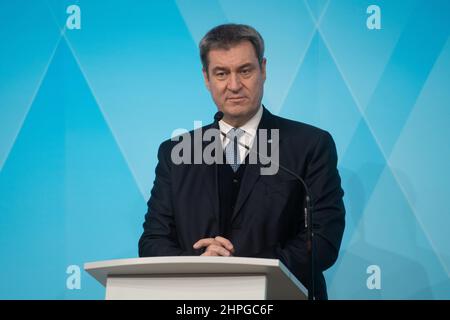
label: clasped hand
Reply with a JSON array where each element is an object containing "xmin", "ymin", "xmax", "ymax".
[{"xmin": 193, "ymin": 236, "xmax": 235, "ymax": 256}]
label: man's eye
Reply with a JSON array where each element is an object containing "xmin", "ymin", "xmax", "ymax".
[
  {"xmin": 241, "ymin": 69, "xmax": 251, "ymax": 75},
  {"xmin": 216, "ymin": 72, "xmax": 226, "ymax": 78}
]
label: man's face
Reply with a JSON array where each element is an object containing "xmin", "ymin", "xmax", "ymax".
[{"xmin": 203, "ymin": 41, "xmax": 266, "ymax": 127}]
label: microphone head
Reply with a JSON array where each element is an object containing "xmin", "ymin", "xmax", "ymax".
[{"xmin": 214, "ymin": 111, "xmax": 224, "ymax": 122}]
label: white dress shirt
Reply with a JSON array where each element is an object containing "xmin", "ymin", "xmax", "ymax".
[{"xmin": 218, "ymin": 105, "xmax": 263, "ymax": 164}]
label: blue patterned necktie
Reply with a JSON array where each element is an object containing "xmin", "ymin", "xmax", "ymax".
[{"xmin": 225, "ymin": 128, "xmax": 245, "ymax": 172}]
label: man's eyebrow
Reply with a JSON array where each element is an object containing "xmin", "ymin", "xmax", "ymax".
[
  {"xmin": 211, "ymin": 63, "xmax": 256, "ymax": 73},
  {"xmin": 237, "ymin": 63, "xmax": 254, "ymax": 69},
  {"xmin": 211, "ymin": 66, "xmax": 229, "ymax": 72}
]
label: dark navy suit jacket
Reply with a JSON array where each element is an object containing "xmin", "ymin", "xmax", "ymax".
[{"xmin": 139, "ymin": 107, "xmax": 345, "ymax": 299}]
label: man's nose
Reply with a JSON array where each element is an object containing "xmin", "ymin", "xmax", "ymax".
[{"xmin": 227, "ymin": 73, "xmax": 242, "ymax": 92}]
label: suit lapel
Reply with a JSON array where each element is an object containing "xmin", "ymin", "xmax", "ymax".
[
  {"xmin": 232, "ymin": 148, "xmax": 263, "ymax": 220},
  {"xmin": 201, "ymin": 122, "xmax": 222, "ymax": 224},
  {"xmin": 231, "ymin": 106, "xmax": 279, "ymax": 221}
]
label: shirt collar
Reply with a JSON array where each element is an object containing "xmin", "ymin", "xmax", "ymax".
[{"xmin": 218, "ymin": 105, "xmax": 263, "ymax": 139}]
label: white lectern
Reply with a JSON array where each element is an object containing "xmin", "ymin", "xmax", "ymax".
[{"xmin": 85, "ymin": 257, "xmax": 307, "ymax": 300}]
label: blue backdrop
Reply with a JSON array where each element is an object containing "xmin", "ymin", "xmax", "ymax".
[{"xmin": 0, "ymin": 0, "xmax": 449, "ymax": 299}]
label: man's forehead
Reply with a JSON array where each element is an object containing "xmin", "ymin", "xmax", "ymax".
[{"xmin": 208, "ymin": 42, "xmax": 258, "ymax": 68}]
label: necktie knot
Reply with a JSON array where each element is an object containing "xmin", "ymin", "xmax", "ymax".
[{"xmin": 226, "ymin": 127, "xmax": 245, "ymax": 140}]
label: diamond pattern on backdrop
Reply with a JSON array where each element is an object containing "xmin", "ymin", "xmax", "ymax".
[{"xmin": 0, "ymin": 0, "xmax": 449, "ymax": 299}]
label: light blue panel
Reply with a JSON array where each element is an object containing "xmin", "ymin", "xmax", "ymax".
[
  {"xmin": 328, "ymin": 241, "xmax": 442, "ymax": 299},
  {"xmin": 305, "ymin": 0, "xmax": 330, "ymax": 21},
  {"xmin": 280, "ymin": 33, "xmax": 362, "ymax": 158},
  {"xmin": 175, "ymin": 0, "xmax": 228, "ymax": 44},
  {"xmin": 362, "ymin": 167, "xmax": 450, "ymax": 298},
  {"xmin": 279, "ymin": 32, "xmax": 321, "ymax": 127},
  {"xmin": 0, "ymin": 36, "xmax": 67, "ymax": 299},
  {"xmin": 389, "ymin": 38, "xmax": 450, "ymax": 279},
  {"xmin": 341, "ymin": 119, "xmax": 387, "ymax": 211},
  {"xmin": 59, "ymin": 37, "xmax": 144, "ymax": 300},
  {"xmin": 365, "ymin": 1, "xmax": 450, "ymax": 157},
  {"xmin": 45, "ymin": 0, "xmax": 80, "ymax": 30},
  {"xmin": 60, "ymin": 0, "xmax": 214, "ymax": 197},
  {"xmin": 332, "ymin": 122, "xmax": 388, "ymax": 284},
  {"xmin": 218, "ymin": 0, "xmax": 316, "ymax": 114},
  {"xmin": 0, "ymin": 34, "xmax": 144, "ymax": 299},
  {"xmin": 0, "ymin": 1, "xmax": 61, "ymax": 171},
  {"xmin": 324, "ymin": 164, "xmax": 370, "ymax": 293},
  {"xmin": 327, "ymin": 167, "xmax": 449, "ymax": 299},
  {"xmin": 320, "ymin": 0, "xmax": 419, "ymax": 109}
]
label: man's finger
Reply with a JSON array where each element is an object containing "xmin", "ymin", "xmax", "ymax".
[
  {"xmin": 205, "ymin": 244, "xmax": 231, "ymax": 256},
  {"xmin": 193, "ymin": 238, "xmax": 215, "ymax": 249},
  {"xmin": 201, "ymin": 250, "xmax": 218, "ymax": 256},
  {"xmin": 214, "ymin": 236, "xmax": 235, "ymax": 253}
]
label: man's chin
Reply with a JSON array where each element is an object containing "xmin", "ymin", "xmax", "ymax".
[
  {"xmin": 223, "ymin": 102, "xmax": 249, "ymax": 114},
  {"xmin": 224, "ymin": 108, "xmax": 247, "ymax": 119}
]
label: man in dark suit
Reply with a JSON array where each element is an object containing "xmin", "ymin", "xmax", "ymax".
[{"xmin": 138, "ymin": 24, "xmax": 345, "ymax": 299}]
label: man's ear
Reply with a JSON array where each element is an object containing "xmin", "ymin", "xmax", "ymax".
[
  {"xmin": 202, "ymin": 68, "xmax": 211, "ymax": 91},
  {"xmin": 261, "ymin": 58, "xmax": 267, "ymax": 82}
]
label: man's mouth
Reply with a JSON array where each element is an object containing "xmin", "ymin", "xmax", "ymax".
[{"xmin": 227, "ymin": 96, "xmax": 247, "ymax": 102}]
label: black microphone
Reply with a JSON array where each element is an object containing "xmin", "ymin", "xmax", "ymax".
[
  {"xmin": 258, "ymin": 147, "xmax": 315, "ymax": 300},
  {"xmin": 214, "ymin": 111, "xmax": 224, "ymax": 123},
  {"xmin": 265, "ymin": 159, "xmax": 315, "ymax": 301},
  {"xmin": 212, "ymin": 111, "xmax": 316, "ymax": 300}
]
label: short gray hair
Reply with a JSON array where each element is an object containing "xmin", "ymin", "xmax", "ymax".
[{"xmin": 199, "ymin": 24, "xmax": 265, "ymax": 72}]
